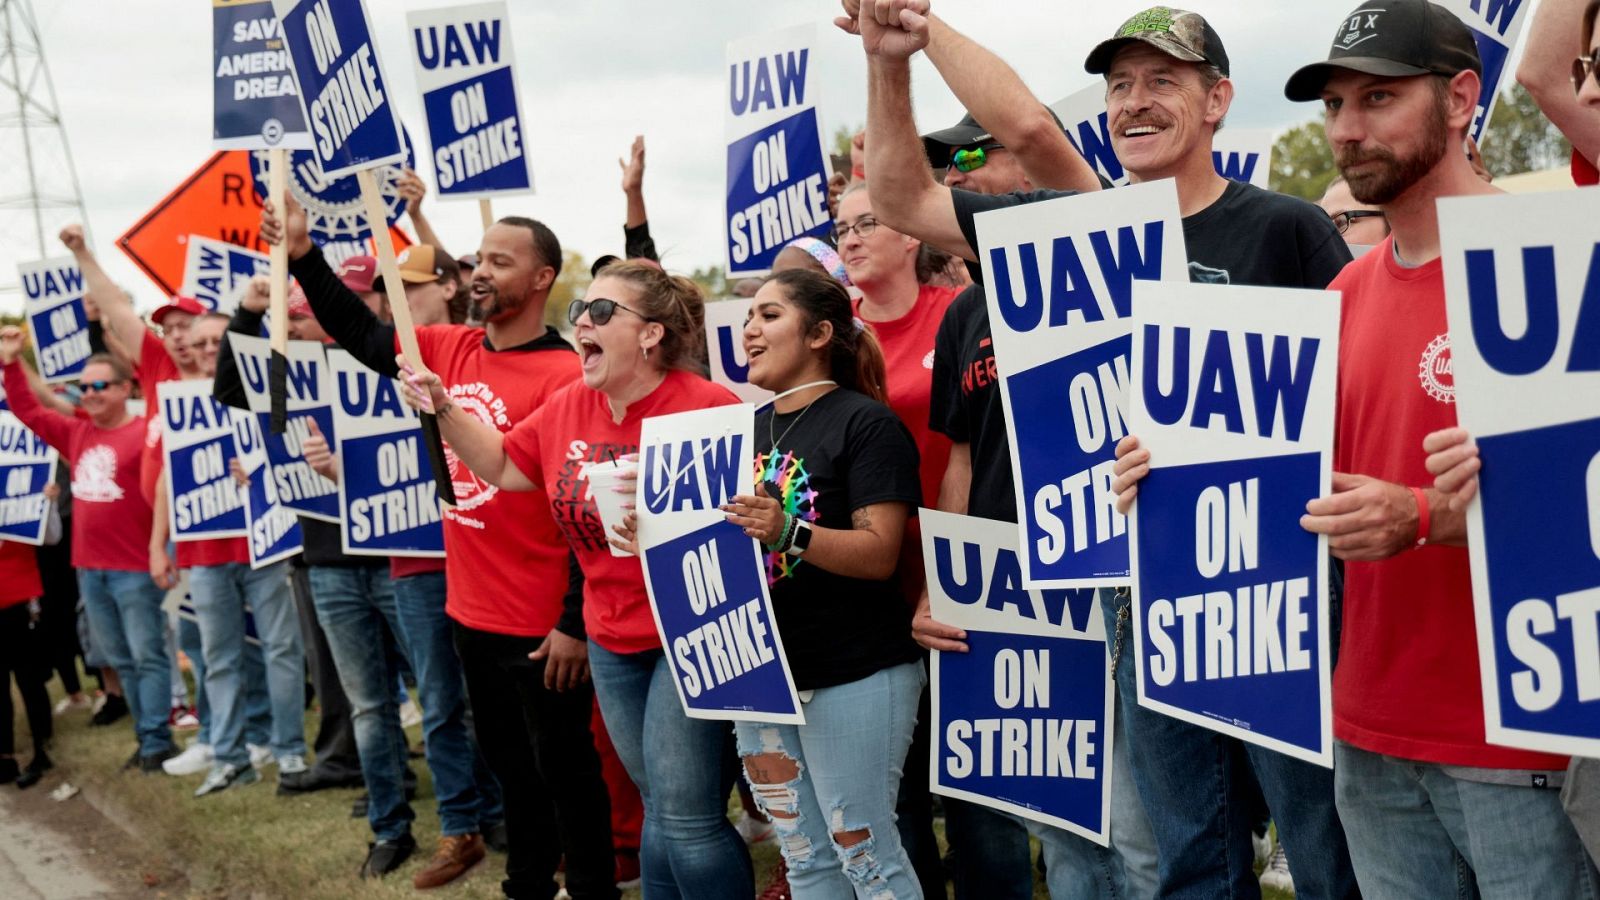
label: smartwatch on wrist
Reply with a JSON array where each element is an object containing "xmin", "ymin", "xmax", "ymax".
[{"xmin": 786, "ymin": 520, "xmax": 813, "ymax": 556}]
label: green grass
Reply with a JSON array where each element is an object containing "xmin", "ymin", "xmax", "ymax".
[{"xmin": 15, "ymin": 671, "xmax": 1292, "ymax": 899}]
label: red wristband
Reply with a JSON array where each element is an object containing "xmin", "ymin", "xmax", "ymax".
[{"xmin": 1409, "ymin": 486, "xmax": 1430, "ymax": 548}]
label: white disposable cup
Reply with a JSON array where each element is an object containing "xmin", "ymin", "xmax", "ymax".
[{"xmin": 583, "ymin": 459, "xmax": 637, "ymax": 557}]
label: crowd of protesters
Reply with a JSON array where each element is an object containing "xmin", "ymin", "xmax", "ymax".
[{"xmin": 4, "ymin": 1, "xmax": 1600, "ymax": 898}]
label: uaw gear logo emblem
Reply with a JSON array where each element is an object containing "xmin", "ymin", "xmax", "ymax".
[
  {"xmin": 1337, "ymin": 10, "xmax": 1384, "ymax": 50},
  {"xmin": 1418, "ymin": 333, "xmax": 1455, "ymax": 404},
  {"xmin": 249, "ymin": 125, "xmax": 414, "ymax": 258}
]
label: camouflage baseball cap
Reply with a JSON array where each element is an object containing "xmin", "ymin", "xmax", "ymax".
[{"xmin": 1084, "ymin": 7, "xmax": 1230, "ymax": 77}]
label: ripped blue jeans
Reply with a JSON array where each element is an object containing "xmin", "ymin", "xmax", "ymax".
[{"xmin": 735, "ymin": 661, "xmax": 925, "ymax": 900}]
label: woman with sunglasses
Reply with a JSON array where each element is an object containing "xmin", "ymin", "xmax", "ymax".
[
  {"xmin": 402, "ymin": 261, "xmax": 752, "ymax": 900},
  {"xmin": 718, "ymin": 268, "xmax": 924, "ymax": 899}
]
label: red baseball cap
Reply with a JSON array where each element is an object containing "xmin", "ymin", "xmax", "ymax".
[
  {"xmin": 152, "ymin": 295, "xmax": 205, "ymax": 325},
  {"xmin": 337, "ymin": 255, "xmax": 378, "ymax": 294},
  {"xmin": 287, "ymin": 282, "xmax": 314, "ymax": 319}
]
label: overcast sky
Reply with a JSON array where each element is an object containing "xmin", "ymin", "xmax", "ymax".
[{"xmin": 0, "ymin": 0, "xmax": 1529, "ymax": 313}]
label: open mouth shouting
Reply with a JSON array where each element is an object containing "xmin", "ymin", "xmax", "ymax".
[{"xmin": 579, "ymin": 337, "xmax": 604, "ymax": 372}]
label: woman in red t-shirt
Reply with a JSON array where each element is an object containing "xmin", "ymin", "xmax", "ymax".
[{"xmin": 404, "ymin": 262, "xmax": 752, "ymax": 899}]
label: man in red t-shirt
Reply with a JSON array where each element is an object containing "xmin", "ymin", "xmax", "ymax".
[
  {"xmin": 0, "ymin": 329, "xmax": 177, "ymax": 772},
  {"xmin": 1284, "ymin": 2, "xmax": 1596, "ymax": 893}
]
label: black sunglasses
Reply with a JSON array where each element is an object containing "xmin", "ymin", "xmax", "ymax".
[
  {"xmin": 1332, "ymin": 209, "xmax": 1385, "ymax": 235},
  {"xmin": 78, "ymin": 379, "xmax": 125, "ymax": 394},
  {"xmin": 1573, "ymin": 48, "xmax": 1600, "ymax": 95},
  {"xmin": 568, "ymin": 297, "xmax": 653, "ymax": 327}
]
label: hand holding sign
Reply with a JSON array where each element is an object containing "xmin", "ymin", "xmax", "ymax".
[
  {"xmin": 301, "ymin": 418, "xmax": 337, "ymax": 482},
  {"xmin": 721, "ymin": 482, "xmax": 784, "ymax": 545},
  {"xmin": 258, "ymin": 196, "xmax": 314, "ymax": 261},
  {"xmin": 912, "ymin": 589, "xmax": 969, "ymax": 654},
  {"xmin": 1423, "ymin": 427, "xmax": 1480, "ymax": 510},
  {"xmin": 1300, "ymin": 472, "xmax": 1422, "ymax": 561},
  {"xmin": 1111, "ymin": 435, "xmax": 1149, "ymax": 516}
]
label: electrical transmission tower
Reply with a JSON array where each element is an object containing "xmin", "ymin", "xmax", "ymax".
[{"xmin": 0, "ymin": 0, "xmax": 88, "ymax": 298}]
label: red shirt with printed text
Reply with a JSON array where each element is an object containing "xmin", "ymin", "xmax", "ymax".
[
  {"xmin": 1331, "ymin": 239, "xmax": 1568, "ymax": 770},
  {"xmin": 504, "ymin": 370, "xmax": 741, "ymax": 654}
]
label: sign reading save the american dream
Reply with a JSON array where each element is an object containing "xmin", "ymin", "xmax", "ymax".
[
  {"xmin": 271, "ymin": 0, "xmax": 405, "ymax": 180},
  {"xmin": 923, "ymin": 509, "xmax": 1112, "ymax": 844},
  {"xmin": 724, "ymin": 24, "xmax": 833, "ymax": 277},
  {"xmin": 18, "ymin": 257, "xmax": 91, "ymax": 386},
  {"xmin": 328, "ymin": 349, "xmax": 443, "ymax": 557},
  {"xmin": 160, "ymin": 379, "xmax": 247, "ymax": 542},
  {"xmin": 1440, "ymin": 188, "xmax": 1600, "ymax": 759},
  {"xmin": 636, "ymin": 404, "xmax": 802, "ymax": 723},
  {"xmin": 1128, "ymin": 281, "xmax": 1339, "ymax": 766},
  {"xmin": 232, "ymin": 409, "xmax": 303, "ymax": 568},
  {"xmin": 0, "ymin": 412, "xmax": 58, "ymax": 545},
  {"xmin": 973, "ymin": 181, "xmax": 1186, "ymax": 589},
  {"xmin": 407, "ymin": 2, "xmax": 532, "ymax": 199},
  {"xmin": 212, "ymin": 0, "xmax": 312, "ymax": 151},
  {"xmin": 227, "ymin": 333, "xmax": 340, "ymax": 523}
]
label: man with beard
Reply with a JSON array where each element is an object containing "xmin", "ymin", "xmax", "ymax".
[
  {"xmin": 1276, "ymin": 2, "xmax": 1598, "ymax": 894},
  {"xmin": 847, "ymin": 1, "xmax": 1357, "ymax": 897},
  {"xmin": 257, "ymin": 203, "xmax": 618, "ymax": 899}
]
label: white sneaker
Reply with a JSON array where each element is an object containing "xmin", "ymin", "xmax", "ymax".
[
  {"xmin": 1259, "ymin": 845, "xmax": 1295, "ymax": 894},
  {"xmin": 398, "ymin": 699, "xmax": 422, "ymax": 729},
  {"xmin": 247, "ymin": 743, "xmax": 275, "ymax": 770},
  {"xmin": 53, "ymin": 694, "xmax": 92, "ymax": 716},
  {"xmin": 90, "ymin": 693, "xmax": 108, "ymax": 715},
  {"xmin": 1253, "ymin": 828, "xmax": 1274, "ymax": 868},
  {"xmin": 277, "ymin": 753, "xmax": 308, "ymax": 775},
  {"xmin": 162, "ymin": 742, "xmax": 215, "ymax": 776},
  {"xmin": 734, "ymin": 811, "xmax": 773, "ymax": 845},
  {"xmin": 194, "ymin": 762, "xmax": 259, "ymax": 798}
]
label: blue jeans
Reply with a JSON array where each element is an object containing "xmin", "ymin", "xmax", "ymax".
[
  {"xmin": 589, "ymin": 641, "xmax": 751, "ymax": 900},
  {"xmin": 79, "ymin": 568, "xmax": 174, "ymax": 756},
  {"xmin": 190, "ymin": 561, "xmax": 305, "ymax": 766},
  {"xmin": 735, "ymin": 662, "xmax": 924, "ymax": 900},
  {"xmin": 179, "ymin": 609, "xmax": 273, "ymax": 748},
  {"xmin": 1335, "ymin": 742, "xmax": 1600, "ymax": 899},
  {"xmin": 176, "ymin": 613, "xmax": 211, "ymax": 745},
  {"xmin": 391, "ymin": 571, "xmax": 503, "ymax": 835},
  {"xmin": 309, "ymin": 565, "xmax": 413, "ymax": 842},
  {"xmin": 1102, "ymin": 588, "xmax": 1357, "ymax": 900}
]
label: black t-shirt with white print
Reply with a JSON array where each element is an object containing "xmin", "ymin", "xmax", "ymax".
[{"xmin": 755, "ymin": 387, "xmax": 923, "ymax": 691}]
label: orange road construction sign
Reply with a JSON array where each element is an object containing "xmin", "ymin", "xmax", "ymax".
[{"xmin": 117, "ymin": 151, "xmax": 411, "ymax": 297}]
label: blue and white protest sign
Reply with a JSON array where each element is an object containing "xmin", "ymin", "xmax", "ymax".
[
  {"xmin": 1440, "ymin": 188, "xmax": 1600, "ymax": 758},
  {"xmin": 270, "ymin": 0, "xmax": 405, "ymax": 180},
  {"xmin": 328, "ymin": 349, "xmax": 443, "ymax": 557},
  {"xmin": 160, "ymin": 379, "xmax": 247, "ymax": 541},
  {"xmin": 249, "ymin": 126, "xmax": 413, "ymax": 260},
  {"xmin": 0, "ymin": 413, "xmax": 57, "ymax": 545},
  {"xmin": 18, "ymin": 257, "xmax": 90, "ymax": 385},
  {"xmin": 407, "ymin": 2, "xmax": 532, "ymax": 199},
  {"xmin": 636, "ymin": 404, "xmax": 802, "ymax": 723},
  {"xmin": 227, "ymin": 333, "xmax": 340, "ymax": 522},
  {"xmin": 974, "ymin": 181, "xmax": 1186, "ymax": 589},
  {"xmin": 1050, "ymin": 85, "xmax": 1272, "ymax": 189},
  {"xmin": 1435, "ymin": 0, "xmax": 1532, "ymax": 142},
  {"xmin": 183, "ymin": 235, "xmax": 269, "ymax": 314},
  {"xmin": 1128, "ymin": 281, "xmax": 1338, "ymax": 766},
  {"xmin": 725, "ymin": 24, "xmax": 832, "ymax": 276},
  {"xmin": 213, "ymin": 0, "xmax": 312, "ymax": 151},
  {"xmin": 232, "ymin": 410, "xmax": 303, "ymax": 567},
  {"xmin": 704, "ymin": 299, "xmax": 773, "ymax": 407},
  {"xmin": 923, "ymin": 509, "xmax": 1113, "ymax": 843}
]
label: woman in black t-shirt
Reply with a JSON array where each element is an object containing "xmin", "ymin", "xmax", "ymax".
[{"xmin": 722, "ymin": 269, "xmax": 925, "ymax": 898}]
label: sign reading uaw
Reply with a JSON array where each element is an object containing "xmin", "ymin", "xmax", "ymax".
[{"xmin": 724, "ymin": 24, "xmax": 833, "ymax": 276}]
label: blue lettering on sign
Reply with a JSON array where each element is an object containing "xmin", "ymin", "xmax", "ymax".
[
  {"xmin": 0, "ymin": 462, "xmax": 52, "ymax": 541},
  {"xmin": 412, "ymin": 19, "xmax": 501, "ymax": 69},
  {"xmin": 715, "ymin": 325, "xmax": 750, "ymax": 384},
  {"xmin": 1142, "ymin": 326, "xmax": 1321, "ymax": 441},
  {"xmin": 1466, "ymin": 0, "xmax": 1525, "ymax": 37},
  {"xmin": 1213, "ymin": 151, "xmax": 1259, "ymax": 184},
  {"xmin": 1063, "ymin": 112, "xmax": 1125, "ymax": 184},
  {"xmin": 988, "ymin": 222, "xmax": 1164, "ymax": 333},
  {"xmin": 258, "ymin": 407, "xmax": 340, "ymax": 521},
  {"xmin": 280, "ymin": 0, "xmax": 401, "ymax": 171},
  {"xmin": 341, "ymin": 431, "xmax": 442, "ymax": 553},
  {"xmin": 421, "ymin": 66, "xmax": 527, "ymax": 195},
  {"xmin": 286, "ymin": 357, "xmax": 323, "ymax": 401},
  {"xmin": 642, "ymin": 434, "xmax": 744, "ymax": 514},
  {"xmin": 1476, "ymin": 418, "xmax": 1600, "ymax": 743},
  {"xmin": 726, "ymin": 109, "xmax": 831, "ymax": 272},
  {"xmin": 729, "ymin": 49, "xmax": 809, "ymax": 116},
  {"xmin": 336, "ymin": 370, "xmax": 410, "ymax": 419},
  {"xmin": 1468, "ymin": 31, "xmax": 1511, "ymax": 138},
  {"xmin": 933, "ymin": 537, "xmax": 1096, "ymax": 632},
  {"xmin": 1136, "ymin": 454, "xmax": 1324, "ymax": 753},
  {"xmin": 20, "ymin": 266, "xmax": 83, "ymax": 299},
  {"xmin": 1465, "ymin": 244, "xmax": 1600, "ymax": 374},
  {"xmin": 163, "ymin": 394, "xmax": 233, "ymax": 433}
]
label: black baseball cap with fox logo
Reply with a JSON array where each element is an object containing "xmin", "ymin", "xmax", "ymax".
[{"xmin": 1284, "ymin": 0, "xmax": 1481, "ymax": 101}]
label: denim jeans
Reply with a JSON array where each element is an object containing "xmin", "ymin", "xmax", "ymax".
[
  {"xmin": 79, "ymin": 568, "xmax": 174, "ymax": 756},
  {"xmin": 1335, "ymin": 742, "xmax": 1600, "ymax": 899},
  {"xmin": 391, "ymin": 571, "xmax": 503, "ymax": 836},
  {"xmin": 589, "ymin": 641, "xmax": 750, "ymax": 900},
  {"xmin": 308, "ymin": 564, "xmax": 413, "ymax": 842},
  {"xmin": 190, "ymin": 561, "xmax": 305, "ymax": 766},
  {"xmin": 735, "ymin": 661, "xmax": 924, "ymax": 900},
  {"xmin": 176, "ymin": 613, "xmax": 211, "ymax": 745},
  {"xmin": 1102, "ymin": 588, "xmax": 1357, "ymax": 900}
]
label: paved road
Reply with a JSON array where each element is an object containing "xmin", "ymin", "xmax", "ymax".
[{"xmin": 0, "ymin": 788, "xmax": 127, "ymax": 900}]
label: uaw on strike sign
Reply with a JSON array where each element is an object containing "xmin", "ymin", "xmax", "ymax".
[
  {"xmin": 1128, "ymin": 281, "xmax": 1338, "ymax": 765},
  {"xmin": 724, "ymin": 25, "xmax": 833, "ymax": 277},
  {"xmin": 974, "ymin": 181, "xmax": 1186, "ymax": 589},
  {"xmin": 1441, "ymin": 188, "xmax": 1600, "ymax": 758}
]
